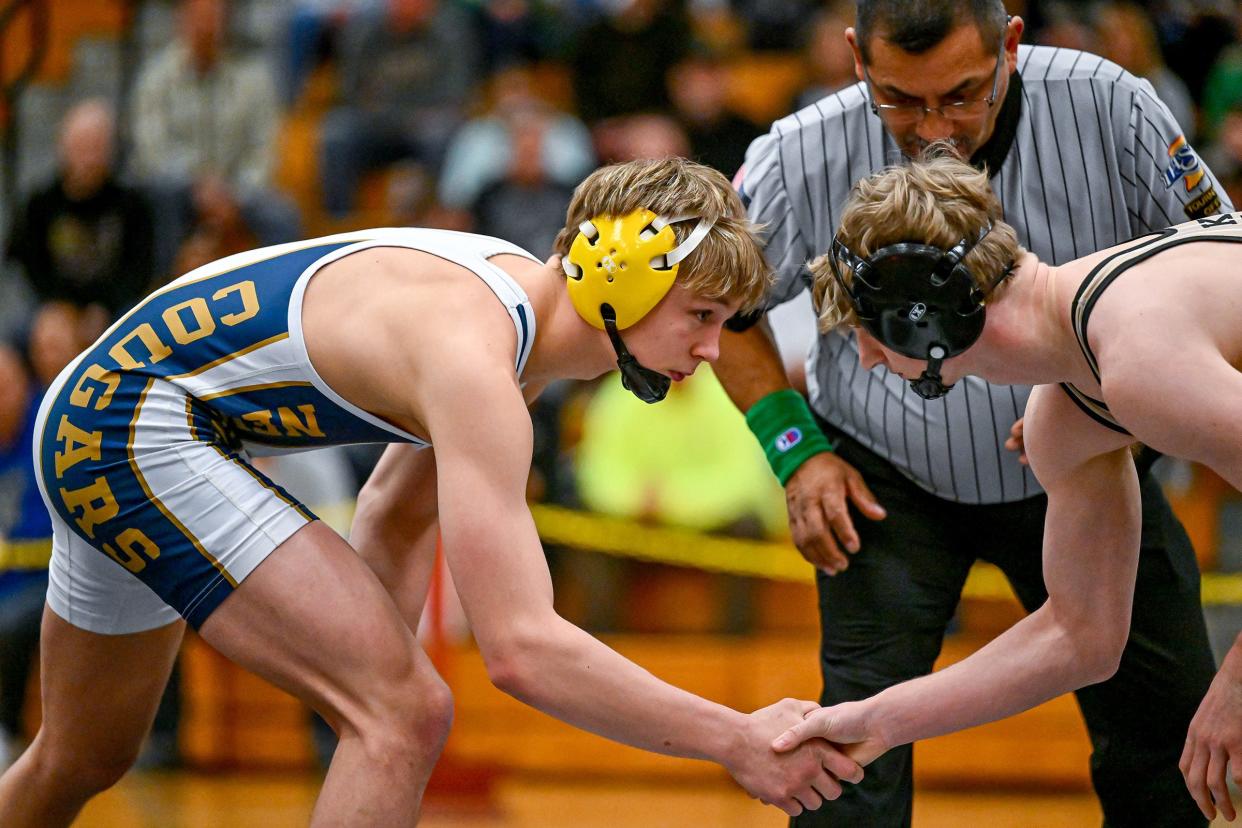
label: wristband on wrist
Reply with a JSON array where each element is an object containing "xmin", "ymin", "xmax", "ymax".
[{"xmin": 744, "ymin": 389, "xmax": 835, "ymax": 486}]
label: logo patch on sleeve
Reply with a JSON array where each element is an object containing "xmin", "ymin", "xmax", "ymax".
[
  {"xmin": 775, "ymin": 428, "xmax": 803, "ymax": 453},
  {"xmin": 1184, "ymin": 186, "xmax": 1223, "ymax": 220},
  {"xmin": 1164, "ymin": 135, "xmax": 1205, "ymax": 192}
]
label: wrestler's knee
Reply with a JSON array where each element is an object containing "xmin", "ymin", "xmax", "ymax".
[
  {"xmin": 23, "ymin": 730, "xmax": 140, "ymax": 797},
  {"xmin": 335, "ymin": 650, "xmax": 455, "ymax": 767}
]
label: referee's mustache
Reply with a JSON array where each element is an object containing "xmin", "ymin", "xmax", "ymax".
[{"xmin": 910, "ymin": 135, "xmax": 973, "ymax": 159}]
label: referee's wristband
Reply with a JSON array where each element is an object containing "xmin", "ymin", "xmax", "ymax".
[{"xmin": 745, "ymin": 389, "xmax": 834, "ymax": 486}]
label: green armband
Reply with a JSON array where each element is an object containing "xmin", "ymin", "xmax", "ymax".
[{"xmin": 745, "ymin": 389, "xmax": 835, "ymax": 486}]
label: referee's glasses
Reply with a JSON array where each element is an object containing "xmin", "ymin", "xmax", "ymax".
[{"xmin": 864, "ymin": 27, "xmax": 1007, "ymax": 124}]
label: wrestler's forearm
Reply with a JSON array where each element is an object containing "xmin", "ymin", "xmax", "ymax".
[
  {"xmin": 487, "ymin": 612, "xmax": 746, "ymax": 763},
  {"xmin": 864, "ymin": 465, "xmax": 1140, "ymax": 750},
  {"xmin": 349, "ymin": 443, "xmax": 441, "ymax": 623},
  {"xmin": 859, "ymin": 605, "xmax": 1123, "ymax": 751}
]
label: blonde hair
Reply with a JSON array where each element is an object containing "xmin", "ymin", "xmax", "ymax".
[
  {"xmin": 554, "ymin": 158, "xmax": 772, "ymax": 312},
  {"xmin": 810, "ymin": 151, "xmax": 1024, "ymax": 331}
]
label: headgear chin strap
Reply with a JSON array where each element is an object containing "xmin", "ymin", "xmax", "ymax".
[
  {"xmin": 830, "ymin": 220, "xmax": 1012, "ymax": 400},
  {"xmin": 601, "ymin": 304, "xmax": 671, "ymax": 403},
  {"xmin": 563, "ymin": 209, "xmax": 715, "ymax": 403},
  {"xmin": 908, "ymin": 344, "xmax": 952, "ymax": 399}
]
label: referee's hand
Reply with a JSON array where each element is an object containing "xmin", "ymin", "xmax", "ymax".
[
  {"xmin": 1004, "ymin": 417, "xmax": 1029, "ymax": 465},
  {"xmin": 784, "ymin": 453, "xmax": 886, "ymax": 574}
]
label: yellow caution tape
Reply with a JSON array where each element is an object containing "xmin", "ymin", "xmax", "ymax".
[
  {"xmin": 1202, "ymin": 573, "xmax": 1242, "ymax": 606},
  {"xmin": 530, "ymin": 504, "xmax": 1242, "ymax": 606},
  {"xmin": 532, "ymin": 503, "xmax": 807, "ymax": 581},
  {"xmin": 10, "ymin": 507, "xmax": 1233, "ymax": 607},
  {"xmin": 0, "ymin": 537, "xmax": 53, "ymax": 571}
]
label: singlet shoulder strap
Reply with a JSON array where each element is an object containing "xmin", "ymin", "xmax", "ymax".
[
  {"xmin": 1059, "ymin": 383, "xmax": 1131, "ymax": 435},
  {"xmin": 1070, "ymin": 214, "xmax": 1242, "ymax": 382}
]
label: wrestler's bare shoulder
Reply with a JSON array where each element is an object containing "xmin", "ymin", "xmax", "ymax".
[
  {"xmin": 301, "ymin": 246, "xmax": 528, "ymax": 438},
  {"xmin": 1079, "ymin": 242, "xmax": 1242, "ymax": 375}
]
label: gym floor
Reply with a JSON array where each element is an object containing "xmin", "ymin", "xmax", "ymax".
[{"xmin": 78, "ymin": 772, "xmax": 1115, "ymax": 827}]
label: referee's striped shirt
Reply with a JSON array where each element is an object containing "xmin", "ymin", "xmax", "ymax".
[{"xmin": 738, "ymin": 44, "xmax": 1232, "ymax": 504}]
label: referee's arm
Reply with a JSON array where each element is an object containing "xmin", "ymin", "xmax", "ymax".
[
  {"xmin": 714, "ymin": 139, "xmax": 886, "ymax": 574},
  {"xmin": 1123, "ymin": 79, "xmax": 1234, "ymax": 231},
  {"xmin": 717, "ymin": 132, "xmax": 819, "ymax": 409},
  {"xmin": 716, "ymin": 318, "xmax": 790, "ymax": 411}
]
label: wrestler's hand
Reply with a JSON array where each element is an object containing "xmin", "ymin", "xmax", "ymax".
[
  {"xmin": 1004, "ymin": 417, "xmax": 1029, "ymax": 465},
  {"xmin": 771, "ymin": 701, "xmax": 889, "ymax": 768},
  {"xmin": 725, "ymin": 698, "xmax": 864, "ymax": 816},
  {"xmin": 784, "ymin": 452, "xmax": 885, "ymax": 575},
  {"xmin": 1180, "ymin": 641, "xmax": 1242, "ymax": 821}
]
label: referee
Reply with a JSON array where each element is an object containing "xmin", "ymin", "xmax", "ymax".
[{"xmin": 720, "ymin": 3, "xmax": 1227, "ymax": 826}]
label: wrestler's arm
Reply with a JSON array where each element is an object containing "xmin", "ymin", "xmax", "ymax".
[
  {"xmin": 1106, "ymin": 341, "xmax": 1242, "ymax": 492},
  {"xmin": 406, "ymin": 344, "xmax": 861, "ymax": 815},
  {"xmin": 773, "ymin": 385, "xmax": 1141, "ymax": 760},
  {"xmin": 348, "ymin": 378, "xmax": 551, "ymax": 621},
  {"xmin": 1106, "ymin": 343, "xmax": 1242, "ymax": 820},
  {"xmin": 351, "ymin": 443, "xmax": 441, "ymax": 623}
]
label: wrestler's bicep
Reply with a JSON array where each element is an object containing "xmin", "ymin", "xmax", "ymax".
[{"xmin": 1022, "ymin": 384, "xmax": 1136, "ymax": 489}]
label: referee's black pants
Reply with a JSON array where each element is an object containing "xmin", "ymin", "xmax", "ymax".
[{"xmin": 792, "ymin": 424, "xmax": 1215, "ymax": 828}]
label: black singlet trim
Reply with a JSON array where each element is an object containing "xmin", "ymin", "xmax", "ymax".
[{"xmin": 1073, "ymin": 228, "xmax": 1242, "ymax": 382}]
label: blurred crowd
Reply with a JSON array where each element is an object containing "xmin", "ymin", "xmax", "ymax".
[{"xmin": 2, "ymin": 0, "xmax": 1242, "ymax": 768}]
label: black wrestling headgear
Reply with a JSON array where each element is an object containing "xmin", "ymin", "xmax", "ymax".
[{"xmin": 829, "ymin": 221, "xmax": 1011, "ymax": 399}]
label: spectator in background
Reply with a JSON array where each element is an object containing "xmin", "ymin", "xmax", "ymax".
[
  {"xmin": 594, "ymin": 111, "xmax": 691, "ymax": 165},
  {"xmin": 576, "ymin": 369, "xmax": 783, "ymax": 535},
  {"xmin": 1204, "ymin": 100, "xmax": 1242, "ymax": 207},
  {"xmin": 318, "ymin": 0, "xmax": 481, "ymax": 218},
  {"xmin": 131, "ymin": 0, "xmax": 301, "ymax": 280},
  {"xmin": 1160, "ymin": 0, "xmax": 1236, "ymax": 118},
  {"xmin": 1201, "ymin": 5, "xmax": 1242, "ymax": 141},
  {"xmin": 438, "ymin": 63, "xmax": 594, "ymax": 226},
  {"xmin": 1030, "ymin": 0, "xmax": 1093, "ymax": 51},
  {"xmin": 0, "ymin": 315, "xmax": 183, "ymax": 772},
  {"xmin": 570, "ymin": 0, "xmax": 690, "ymax": 125},
  {"xmin": 573, "ymin": 368, "xmax": 785, "ymax": 632},
  {"xmin": 730, "ymin": 0, "xmax": 820, "ymax": 52},
  {"xmin": 666, "ymin": 46, "xmax": 757, "ymax": 177},
  {"xmin": 5, "ymin": 100, "xmax": 153, "ymax": 333},
  {"xmin": 469, "ymin": 0, "xmax": 571, "ymax": 74},
  {"xmin": 164, "ymin": 175, "xmax": 261, "ymax": 278},
  {"xmin": 469, "ymin": 108, "xmax": 578, "ymax": 256},
  {"xmin": 280, "ymin": 0, "xmax": 380, "ymax": 107},
  {"xmin": 0, "ymin": 345, "xmax": 50, "ymax": 771},
  {"xmin": 0, "ymin": 306, "xmax": 153, "ymax": 769},
  {"xmin": 1096, "ymin": 1, "xmax": 1195, "ymax": 141},
  {"xmin": 24, "ymin": 304, "xmax": 86, "ymax": 389},
  {"xmin": 796, "ymin": 1, "xmax": 857, "ymax": 110}
]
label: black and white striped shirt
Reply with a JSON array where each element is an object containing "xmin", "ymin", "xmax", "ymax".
[{"xmin": 739, "ymin": 45, "xmax": 1232, "ymax": 504}]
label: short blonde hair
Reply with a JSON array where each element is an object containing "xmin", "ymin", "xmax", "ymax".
[
  {"xmin": 810, "ymin": 152, "xmax": 1024, "ymax": 331},
  {"xmin": 554, "ymin": 158, "xmax": 772, "ymax": 313}
]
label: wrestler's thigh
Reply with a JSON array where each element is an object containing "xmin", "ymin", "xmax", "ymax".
[
  {"xmin": 35, "ymin": 605, "xmax": 183, "ymax": 768},
  {"xmin": 199, "ymin": 521, "xmax": 439, "ymax": 727}
]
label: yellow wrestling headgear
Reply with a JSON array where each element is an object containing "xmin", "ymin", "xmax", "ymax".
[{"xmin": 561, "ymin": 208, "xmax": 716, "ymax": 330}]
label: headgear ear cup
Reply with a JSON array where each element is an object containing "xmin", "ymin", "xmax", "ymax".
[
  {"xmin": 563, "ymin": 208, "xmax": 715, "ymax": 330},
  {"xmin": 561, "ymin": 208, "xmax": 716, "ymax": 403},
  {"xmin": 831, "ymin": 220, "xmax": 1012, "ymax": 399}
]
